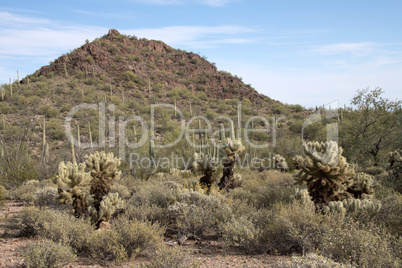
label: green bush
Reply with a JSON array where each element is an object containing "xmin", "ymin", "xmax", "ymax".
[
  {"xmin": 143, "ymin": 245, "xmax": 199, "ymax": 268},
  {"xmin": 8, "ymin": 180, "xmax": 40, "ymax": 204},
  {"xmin": 88, "ymin": 216, "xmax": 164, "ymax": 262},
  {"xmin": 277, "ymin": 253, "xmax": 352, "ymax": 268},
  {"xmin": 33, "ymin": 186, "xmax": 58, "ymax": 207},
  {"xmin": 168, "ymin": 188, "xmax": 232, "ymax": 236},
  {"xmin": 320, "ymin": 219, "xmax": 400, "ymax": 267},
  {"xmin": 22, "ymin": 240, "xmax": 76, "ymax": 268},
  {"xmin": 375, "ymin": 191, "xmax": 402, "ymax": 236},
  {"xmin": 37, "ymin": 105, "xmax": 59, "ymax": 118},
  {"xmin": 219, "ymin": 216, "xmax": 262, "ymax": 254},
  {"xmin": 4, "ymin": 207, "xmax": 94, "ymax": 253}
]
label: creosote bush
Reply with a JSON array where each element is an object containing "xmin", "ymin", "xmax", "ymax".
[
  {"xmin": 21, "ymin": 240, "xmax": 76, "ymax": 268},
  {"xmin": 88, "ymin": 216, "xmax": 164, "ymax": 262}
]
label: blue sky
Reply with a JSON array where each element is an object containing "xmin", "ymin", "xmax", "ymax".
[{"xmin": 0, "ymin": 0, "xmax": 401, "ymax": 108}]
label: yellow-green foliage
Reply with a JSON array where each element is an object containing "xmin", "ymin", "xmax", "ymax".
[
  {"xmin": 294, "ymin": 141, "xmax": 356, "ymax": 205},
  {"xmin": 21, "ymin": 239, "xmax": 76, "ymax": 268},
  {"xmin": 222, "ymin": 138, "xmax": 245, "ymax": 162},
  {"xmin": 88, "ymin": 216, "xmax": 164, "ymax": 262},
  {"xmin": 89, "ymin": 192, "xmax": 125, "ymax": 223},
  {"xmin": 273, "ymin": 154, "xmax": 289, "ymax": 171},
  {"xmin": 55, "ymin": 161, "xmax": 91, "ymax": 204},
  {"xmin": 85, "ymin": 151, "xmax": 121, "ymax": 181},
  {"xmin": 324, "ymin": 198, "xmax": 381, "ymax": 218},
  {"xmin": 193, "ymin": 152, "xmax": 218, "ymax": 174}
]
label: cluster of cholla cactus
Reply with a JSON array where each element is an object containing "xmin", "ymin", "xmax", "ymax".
[
  {"xmin": 388, "ymin": 149, "xmax": 402, "ymax": 192},
  {"xmin": 55, "ymin": 161, "xmax": 91, "ymax": 218},
  {"xmin": 273, "ymin": 154, "xmax": 289, "ymax": 172},
  {"xmin": 324, "ymin": 198, "xmax": 381, "ymax": 219},
  {"xmin": 218, "ymin": 123, "xmax": 245, "ymax": 191},
  {"xmin": 293, "ymin": 141, "xmax": 377, "ymax": 211},
  {"xmin": 292, "ymin": 155, "xmax": 304, "ymax": 169},
  {"xmin": 192, "ymin": 122, "xmax": 244, "ymax": 192},
  {"xmin": 347, "ymin": 172, "xmax": 375, "ymax": 199},
  {"xmin": 85, "ymin": 151, "xmax": 121, "ymax": 214},
  {"xmin": 193, "ymin": 152, "xmax": 218, "ymax": 190},
  {"xmin": 89, "ymin": 192, "xmax": 125, "ymax": 225},
  {"xmin": 56, "ymin": 151, "xmax": 122, "ymax": 226}
]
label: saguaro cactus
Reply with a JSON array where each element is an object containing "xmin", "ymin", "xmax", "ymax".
[
  {"xmin": 85, "ymin": 151, "xmax": 121, "ymax": 214},
  {"xmin": 55, "ymin": 161, "xmax": 91, "ymax": 218},
  {"xmin": 293, "ymin": 141, "xmax": 356, "ymax": 210}
]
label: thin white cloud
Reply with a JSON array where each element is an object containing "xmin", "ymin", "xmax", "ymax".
[
  {"xmin": 0, "ymin": 11, "xmax": 50, "ymax": 26},
  {"xmin": 314, "ymin": 42, "xmax": 375, "ymax": 55}
]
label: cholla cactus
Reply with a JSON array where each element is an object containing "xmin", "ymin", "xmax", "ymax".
[
  {"xmin": 294, "ymin": 141, "xmax": 356, "ymax": 209},
  {"xmin": 55, "ymin": 161, "xmax": 91, "ymax": 217},
  {"xmin": 222, "ymin": 138, "xmax": 245, "ymax": 162},
  {"xmin": 218, "ymin": 138, "xmax": 245, "ymax": 191},
  {"xmin": 85, "ymin": 151, "xmax": 121, "ymax": 215},
  {"xmin": 325, "ymin": 198, "xmax": 381, "ymax": 218},
  {"xmin": 89, "ymin": 192, "xmax": 125, "ymax": 224},
  {"xmin": 388, "ymin": 149, "xmax": 402, "ymax": 192},
  {"xmin": 292, "ymin": 187, "xmax": 311, "ymax": 204},
  {"xmin": 292, "ymin": 155, "xmax": 304, "ymax": 169},
  {"xmin": 273, "ymin": 154, "xmax": 289, "ymax": 172},
  {"xmin": 193, "ymin": 152, "xmax": 218, "ymax": 190},
  {"xmin": 347, "ymin": 172, "xmax": 375, "ymax": 199}
]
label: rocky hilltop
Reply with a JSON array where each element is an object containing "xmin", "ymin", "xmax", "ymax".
[{"xmin": 34, "ymin": 29, "xmax": 265, "ymax": 104}]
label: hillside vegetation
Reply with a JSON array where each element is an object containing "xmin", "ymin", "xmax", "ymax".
[{"xmin": 0, "ymin": 29, "xmax": 401, "ymax": 267}]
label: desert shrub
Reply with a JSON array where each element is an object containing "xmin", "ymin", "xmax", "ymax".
[
  {"xmin": 143, "ymin": 245, "xmax": 198, "ymax": 268},
  {"xmin": 320, "ymin": 219, "xmax": 401, "ymax": 267},
  {"xmin": 38, "ymin": 210, "xmax": 94, "ymax": 253},
  {"xmin": 231, "ymin": 170, "xmax": 294, "ymax": 208},
  {"xmin": 260, "ymin": 200, "xmax": 323, "ymax": 255},
  {"xmin": 37, "ymin": 105, "xmax": 59, "ymax": 118},
  {"xmin": 4, "ymin": 207, "xmax": 55, "ymax": 237},
  {"xmin": 111, "ymin": 183, "xmax": 131, "ymax": 199},
  {"xmin": 277, "ymin": 253, "xmax": 352, "ymax": 268},
  {"xmin": 4, "ymin": 207, "xmax": 94, "ymax": 253},
  {"xmin": 219, "ymin": 216, "xmax": 262, "ymax": 254},
  {"xmin": 9, "ymin": 180, "xmax": 40, "ymax": 204},
  {"xmin": 47, "ymin": 119, "xmax": 64, "ymax": 140},
  {"xmin": 88, "ymin": 216, "xmax": 164, "ymax": 262},
  {"xmin": 33, "ymin": 186, "xmax": 58, "ymax": 207},
  {"xmin": 21, "ymin": 240, "xmax": 76, "ymax": 268},
  {"xmin": 125, "ymin": 182, "xmax": 175, "ymax": 224},
  {"xmin": 375, "ymin": 191, "xmax": 402, "ymax": 236},
  {"xmin": 230, "ymin": 185, "xmax": 294, "ymax": 209},
  {"xmin": 220, "ymin": 199, "xmax": 322, "ymax": 255},
  {"xmin": 168, "ymin": 188, "xmax": 232, "ymax": 236}
]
